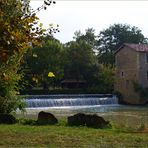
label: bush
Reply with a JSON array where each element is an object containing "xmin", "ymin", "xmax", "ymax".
[
  {"xmin": 17, "ymin": 118, "xmax": 37, "ymax": 125},
  {"xmin": 113, "ymin": 91, "xmax": 124, "ymax": 104},
  {"xmin": 133, "ymin": 82, "xmax": 148, "ymax": 103},
  {"xmin": 0, "ymin": 55, "xmax": 23, "ymax": 114},
  {"xmin": 0, "ymin": 114, "xmax": 16, "ymax": 124},
  {"xmin": 20, "ymin": 87, "xmax": 113, "ymax": 95}
]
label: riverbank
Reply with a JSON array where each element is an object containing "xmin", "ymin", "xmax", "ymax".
[
  {"xmin": 0, "ymin": 121, "xmax": 147, "ymax": 147},
  {"xmin": 16, "ymin": 104, "xmax": 148, "ymax": 129}
]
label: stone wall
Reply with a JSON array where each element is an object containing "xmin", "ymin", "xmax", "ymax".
[
  {"xmin": 138, "ymin": 52, "xmax": 148, "ymax": 87},
  {"xmin": 115, "ymin": 47, "xmax": 141, "ymax": 104}
]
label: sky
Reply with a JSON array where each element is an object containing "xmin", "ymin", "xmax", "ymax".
[{"xmin": 30, "ymin": 0, "xmax": 148, "ymax": 43}]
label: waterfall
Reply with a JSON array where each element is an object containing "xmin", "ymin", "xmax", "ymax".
[{"xmin": 24, "ymin": 94, "xmax": 118, "ymax": 108}]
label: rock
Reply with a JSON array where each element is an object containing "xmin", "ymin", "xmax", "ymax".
[
  {"xmin": 37, "ymin": 111, "xmax": 58, "ymax": 125},
  {"xmin": 68, "ymin": 113, "xmax": 110, "ymax": 128},
  {"xmin": 0, "ymin": 114, "xmax": 16, "ymax": 124},
  {"xmin": 68, "ymin": 113, "xmax": 86, "ymax": 126},
  {"xmin": 85, "ymin": 114, "xmax": 109, "ymax": 128}
]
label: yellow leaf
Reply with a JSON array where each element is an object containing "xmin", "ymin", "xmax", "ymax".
[{"xmin": 48, "ymin": 72, "xmax": 55, "ymax": 77}]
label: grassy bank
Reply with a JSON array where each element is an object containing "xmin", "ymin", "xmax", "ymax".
[{"xmin": 0, "ymin": 121, "xmax": 147, "ymax": 148}]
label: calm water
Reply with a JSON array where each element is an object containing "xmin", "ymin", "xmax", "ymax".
[{"xmin": 20, "ymin": 104, "xmax": 148, "ymax": 121}]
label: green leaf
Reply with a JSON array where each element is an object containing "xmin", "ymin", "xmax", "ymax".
[{"xmin": 39, "ymin": 23, "xmax": 43, "ymax": 28}]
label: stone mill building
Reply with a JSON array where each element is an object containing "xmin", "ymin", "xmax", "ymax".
[{"xmin": 114, "ymin": 43, "xmax": 148, "ymax": 104}]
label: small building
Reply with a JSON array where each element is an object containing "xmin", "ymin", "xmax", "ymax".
[{"xmin": 114, "ymin": 43, "xmax": 148, "ymax": 104}]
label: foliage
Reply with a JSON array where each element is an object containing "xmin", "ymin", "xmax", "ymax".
[
  {"xmin": 113, "ymin": 91, "xmax": 123, "ymax": 103},
  {"xmin": 0, "ymin": 0, "xmax": 57, "ymax": 113},
  {"xmin": 64, "ymin": 40, "xmax": 98, "ymax": 87},
  {"xmin": 22, "ymin": 36, "xmax": 65, "ymax": 90},
  {"xmin": 97, "ymin": 24, "xmax": 147, "ymax": 65},
  {"xmin": 0, "ymin": 55, "xmax": 23, "ymax": 113},
  {"xmin": 97, "ymin": 64, "xmax": 115, "ymax": 93},
  {"xmin": 0, "ymin": 113, "xmax": 16, "ymax": 124},
  {"xmin": 133, "ymin": 81, "xmax": 148, "ymax": 101},
  {"xmin": 21, "ymin": 88, "xmax": 114, "ymax": 95},
  {"xmin": 17, "ymin": 118, "xmax": 37, "ymax": 125},
  {"xmin": 83, "ymin": 64, "xmax": 115, "ymax": 93},
  {"xmin": 21, "ymin": 27, "xmax": 116, "ymax": 92},
  {"xmin": 64, "ymin": 28, "xmax": 115, "ymax": 92},
  {"xmin": 73, "ymin": 28, "xmax": 97, "ymax": 49}
]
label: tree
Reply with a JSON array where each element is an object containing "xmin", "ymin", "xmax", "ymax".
[
  {"xmin": 0, "ymin": 0, "xmax": 57, "ymax": 113},
  {"xmin": 23, "ymin": 36, "xmax": 65, "ymax": 90},
  {"xmin": 64, "ymin": 40, "xmax": 98, "ymax": 87},
  {"xmin": 97, "ymin": 64, "xmax": 115, "ymax": 93},
  {"xmin": 97, "ymin": 24, "xmax": 148, "ymax": 65},
  {"xmin": 73, "ymin": 28, "xmax": 97, "ymax": 49}
]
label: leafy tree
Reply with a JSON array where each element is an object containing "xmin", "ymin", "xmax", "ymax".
[
  {"xmin": 97, "ymin": 65, "xmax": 115, "ymax": 93},
  {"xmin": 73, "ymin": 28, "xmax": 97, "ymax": 49},
  {"xmin": 23, "ymin": 36, "xmax": 65, "ymax": 90},
  {"xmin": 0, "ymin": 0, "xmax": 57, "ymax": 113},
  {"xmin": 64, "ymin": 40, "xmax": 98, "ymax": 87},
  {"xmin": 97, "ymin": 24, "xmax": 147, "ymax": 65},
  {"xmin": 64, "ymin": 30, "xmax": 115, "ymax": 92}
]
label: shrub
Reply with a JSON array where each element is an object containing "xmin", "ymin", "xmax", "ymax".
[
  {"xmin": 0, "ymin": 114, "xmax": 16, "ymax": 124},
  {"xmin": 113, "ymin": 91, "xmax": 124, "ymax": 104},
  {"xmin": 133, "ymin": 82, "xmax": 148, "ymax": 103},
  {"xmin": 18, "ymin": 118, "xmax": 37, "ymax": 125}
]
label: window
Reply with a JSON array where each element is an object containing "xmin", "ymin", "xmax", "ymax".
[
  {"xmin": 146, "ymin": 53, "xmax": 148, "ymax": 63},
  {"xmin": 121, "ymin": 72, "xmax": 124, "ymax": 77}
]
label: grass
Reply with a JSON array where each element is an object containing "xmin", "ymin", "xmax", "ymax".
[{"xmin": 0, "ymin": 119, "xmax": 148, "ymax": 148}]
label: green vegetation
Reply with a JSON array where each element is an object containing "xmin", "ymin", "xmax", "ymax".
[
  {"xmin": 0, "ymin": 119, "xmax": 147, "ymax": 147},
  {"xmin": 0, "ymin": 1, "xmax": 147, "ymax": 146},
  {"xmin": 20, "ymin": 88, "xmax": 103, "ymax": 95},
  {"xmin": 21, "ymin": 24, "xmax": 146, "ymax": 96},
  {"xmin": 97, "ymin": 24, "xmax": 148, "ymax": 65},
  {"xmin": 133, "ymin": 82, "xmax": 148, "ymax": 103},
  {"xmin": 22, "ymin": 29, "xmax": 115, "ymax": 94},
  {"xmin": 22, "ymin": 36, "xmax": 64, "ymax": 90},
  {"xmin": 1, "ymin": 0, "xmax": 148, "ymax": 114},
  {"xmin": 0, "ymin": 0, "xmax": 57, "ymax": 113}
]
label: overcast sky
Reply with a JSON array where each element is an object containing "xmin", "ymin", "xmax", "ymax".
[{"xmin": 30, "ymin": 1, "xmax": 148, "ymax": 43}]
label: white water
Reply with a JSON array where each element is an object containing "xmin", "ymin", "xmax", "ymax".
[{"xmin": 24, "ymin": 94, "xmax": 118, "ymax": 108}]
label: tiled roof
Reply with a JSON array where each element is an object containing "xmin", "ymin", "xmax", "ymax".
[
  {"xmin": 115, "ymin": 43, "xmax": 148, "ymax": 54},
  {"xmin": 124, "ymin": 43, "xmax": 148, "ymax": 52}
]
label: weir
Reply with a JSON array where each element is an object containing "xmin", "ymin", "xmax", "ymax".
[{"xmin": 24, "ymin": 94, "xmax": 118, "ymax": 108}]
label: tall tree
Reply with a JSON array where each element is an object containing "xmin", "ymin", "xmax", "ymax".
[
  {"xmin": 64, "ymin": 40, "xmax": 98, "ymax": 87},
  {"xmin": 97, "ymin": 24, "xmax": 147, "ymax": 65},
  {"xmin": 73, "ymin": 28, "xmax": 97, "ymax": 49},
  {"xmin": 0, "ymin": 0, "xmax": 57, "ymax": 113}
]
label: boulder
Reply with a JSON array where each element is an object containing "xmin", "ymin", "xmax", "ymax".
[
  {"xmin": 85, "ymin": 114, "xmax": 109, "ymax": 128},
  {"xmin": 37, "ymin": 111, "xmax": 58, "ymax": 125},
  {"xmin": 0, "ymin": 114, "xmax": 16, "ymax": 124},
  {"xmin": 68, "ymin": 113, "xmax": 110, "ymax": 128},
  {"xmin": 68, "ymin": 113, "xmax": 86, "ymax": 126}
]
